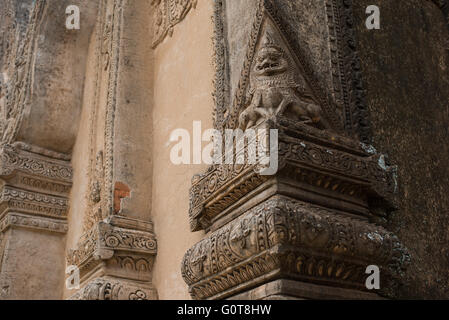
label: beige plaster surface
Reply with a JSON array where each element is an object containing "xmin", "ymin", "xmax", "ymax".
[
  {"xmin": 63, "ymin": 20, "xmax": 100, "ymax": 299},
  {"xmin": 151, "ymin": 0, "xmax": 214, "ymax": 299},
  {"xmin": 1, "ymin": 228, "xmax": 66, "ymax": 300}
]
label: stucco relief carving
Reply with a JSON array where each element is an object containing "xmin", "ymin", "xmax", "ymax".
[
  {"xmin": 0, "ymin": 144, "xmax": 72, "ymax": 181},
  {"xmin": 182, "ymin": 196, "xmax": 409, "ymax": 300},
  {"xmin": 188, "ymin": 123, "xmax": 397, "ymax": 232},
  {"xmin": 67, "ymin": 219, "xmax": 157, "ymax": 269},
  {"xmin": 0, "ymin": 212, "xmax": 68, "ymax": 234},
  {"xmin": 151, "ymin": 0, "xmax": 197, "ymax": 48},
  {"xmin": 0, "ymin": 144, "xmax": 72, "ymax": 230},
  {"xmin": 182, "ymin": 0, "xmax": 408, "ymax": 300},
  {"xmin": 69, "ymin": 277, "xmax": 157, "ymax": 300},
  {"xmin": 85, "ymin": 0, "xmax": 122, "ymax": 227},
  {"xmin": 84, "ymin": 151, "xmax": 105, "ymax": 232},
  {"xmin": 0, "ymin": 1, "xmax": 46, "ymax": 145},
  {"xmin": 67, "ymin": 216, "xmax": 157, "ymax": 300},
  {"xmin": 216, "ymin": 0, "xmax": 344, "ymax": 136},
  {"xmin": 239, "ymin": 30, "xmax": 330, "ymax": 131},
  {"xmin": 102, "ymin": 14, "xmax": 113, "ymax": 71},
  {"xmin": 67, "ymin": 0, "xmax": 159, "ymax": 300}
]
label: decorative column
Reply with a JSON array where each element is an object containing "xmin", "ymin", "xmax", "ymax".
[
  {"xmin": 0, "ymin": 0, "xmax": 97, "ymax": 299},
  {"xmin": 67, "ymin": 216, "xmax": 157, "ymax": 300},
  {"xmin": 181, "ymin": 0, "xmax": 409, "ymax": 300},
  {"xmin": 66, "ymin": 0, "xmax": 157, "ymax": 300}
]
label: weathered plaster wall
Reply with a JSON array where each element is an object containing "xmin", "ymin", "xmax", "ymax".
[
  {"xmin": 64, "ymin": 16, "xmax": 100, "ymax": 299},
  {"xmin": 112, "ymin": 0, "xmax": 153, "ymax": 222},
  {"xmin": 65, "ymin": 0, "xmax": 155, "ymax": 298},
  {"xmin": 1, "ymin": 228, "xmax": 66, "ymax": 299},
  {"xmin": 151, "ymin": 0, "xmax": 214, "ymax": 299},
  {"xmin": 353, "ymin": 0, "xmax": 449, "ymax": 298}
]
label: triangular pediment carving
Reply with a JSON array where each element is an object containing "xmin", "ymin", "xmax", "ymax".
[{"xmin": 225, "ymin": 4, "xmax": 344, "ymax": 133}]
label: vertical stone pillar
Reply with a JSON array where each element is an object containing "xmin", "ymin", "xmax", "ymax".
[
  {"xmin": 0, "ymin": 144, "xmax": 71, "ymax": 299},
  {"xmin": 66, "ymin": 0, "xmax": 157, "ymax": 300},
  {"xmin": 181, "ymin": 0, "xmax": 409, "ymax": 300},
  {"xmin": 0, "ymin": 0, "xmax": 97, "ymax": 299}
]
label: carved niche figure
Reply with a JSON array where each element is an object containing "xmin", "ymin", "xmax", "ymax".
[{"xmin": 239, "ymin": 32, "xmax": 330, "ymax": 131}]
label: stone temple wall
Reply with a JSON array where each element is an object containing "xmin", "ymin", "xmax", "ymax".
[
  {"xmin": 0, "ymin": 0, "xmax": 447, "ymax": 299},
  {"xmin": 353, "ymin": 0, "xmax": 449, "ymax": 298}
]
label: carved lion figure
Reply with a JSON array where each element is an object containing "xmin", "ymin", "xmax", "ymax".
[{"xmin": 239, "ymin": 33, "xmax": 330, "ymax": 131}]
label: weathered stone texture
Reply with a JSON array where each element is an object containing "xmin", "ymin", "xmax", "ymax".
[
  {"xmin": 0, "ymin": 0, "xmax": 447, "ymax": 300},
  {"xmin": 353, "ymin": 0, "xmax": 449, "ymax": 298}
]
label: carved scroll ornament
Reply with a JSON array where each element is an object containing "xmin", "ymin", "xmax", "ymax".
[{"xmin": 151, "ymin": 0, "xmax": 198, "ymax": 48}]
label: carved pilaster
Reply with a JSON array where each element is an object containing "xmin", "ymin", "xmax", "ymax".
[
  {"xmin": 181, "ymin": 0, "xmax": 409, "ymax": 300},
  {"xmin": 67, "ymin": 216, "xmax": 158, "ymax": 300},
  {"xmin": 0, "ymin": 143, "xmax": 72, "ymax": 299},
  {"xmin": 66, "ymin": 0, "xmax": 159, "ymax": 300}
]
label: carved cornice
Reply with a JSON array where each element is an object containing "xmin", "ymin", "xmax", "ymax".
[
  {"xmin": 182, "ymin": 196, "xmax": 409, "ymax": 300},
  {"xmin": 0, "ymin": 144, "xmax": 72, "ymax": 225},
  {"xmin": 0, "ymin": 144, "xmax": 72, "ymax": 182},
  {"xmin": 69, "ymin": 277, "xmax": 157, "ymax": 300},
  {"xmin": 67, "ymin": 217, "xmax": 157, "ymax": 274},
  {"xmin": 0, "ymin": 212, "xmax": 67, "ymax": 234},
  {"xmin": 189, "ymin": 121, "xmax": 396, "ymax": 232},
  {"xmin": 0, "ymin": 186, "xmax": 68, "ymax": 219},
  {"xmin": 67, "ymin": 217, "xmax": 158, "ymax": 299},
  {"xmin": 151, "ymin": 0, "xmax": 197, "ymax": 48},
  {"xmin": 15, "ymin": 174, "xmax": 71, "ymax": 195}
]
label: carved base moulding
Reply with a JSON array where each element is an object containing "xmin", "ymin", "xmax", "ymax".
[
  {"xmin": 0, "ymin": 212, "xmax": 68, "ymax": 234},
  {"xmin": 69, "ymin": 277, "xmax": 157, "ymax": 300},
  {"xmin": 67, "ymin": 215, "xmax": 158, "ymax": 299},
  {"xmin": 228, "ymin": 279, "xmax": 383, "ymax": 300},
  {"xmin": 182, "ymin": 196, "xmax": 408, "ymax": 300}
]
